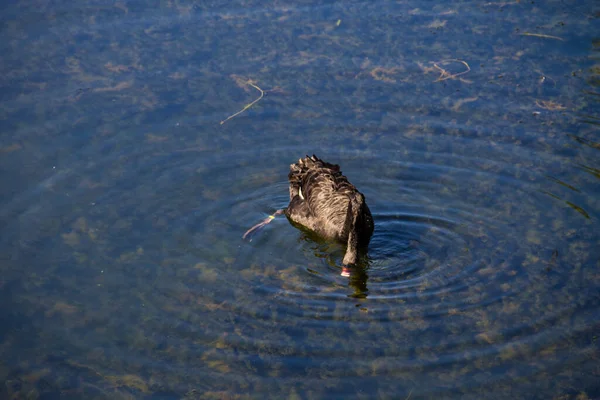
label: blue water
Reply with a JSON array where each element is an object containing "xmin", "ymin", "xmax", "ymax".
[{"xmin": 1, "ymin": 0, "xmax": 599, "ymax": 398}]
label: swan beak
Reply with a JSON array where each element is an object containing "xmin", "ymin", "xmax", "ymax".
[{"xmin": 341, "ymin": 267, "xmax": 351, "ymax": 277}]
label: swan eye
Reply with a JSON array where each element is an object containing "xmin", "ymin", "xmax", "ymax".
[{"xmin": 298, "ymin": 187, "xmax": 304, "ymax": 200}]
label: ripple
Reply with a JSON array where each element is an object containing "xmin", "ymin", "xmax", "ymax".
[
  {"xmin": 3, "ymin": 127, "xmax": 598, "ymax": 399},
  {"xmin": 369, "ymin": 212, "xmax": 463, "ymax": 280}
]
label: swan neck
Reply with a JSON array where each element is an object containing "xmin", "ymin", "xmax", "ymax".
[{"xmin": 342, "ymin": 229, "xmax": 358, "ymax": 265}]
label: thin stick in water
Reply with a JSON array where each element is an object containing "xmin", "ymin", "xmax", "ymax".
[
  {"xmin": 220, "ymin": 81, "xmax": 265, "ymax": 125},
  {"xmin": 433, "ymin": 59, "xmax": 471, "ymax": 82},
  {"xmin": 520, "ymin": 32, "xmax": 564, "ymax": 41}
]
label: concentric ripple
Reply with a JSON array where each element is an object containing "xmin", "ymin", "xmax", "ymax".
[{"xmin": 3, "ymin": 124, "xmax": 597, "ymax": 398}]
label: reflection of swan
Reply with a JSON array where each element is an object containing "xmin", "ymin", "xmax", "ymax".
[
  {"xmin": 244, "ymin": 155, "xmax": 374, "ymax": 276},
  {"xmin": 295, "ymin": 229, "xmax": 371, "ymax": 297}
]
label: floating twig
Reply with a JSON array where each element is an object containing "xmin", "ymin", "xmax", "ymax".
[
  {"xmin": 520, "ymin": 32, "xmax": 564, "ymax": 41},
  {"xmin": 483, "ymin": 1, "xmax": 519, "ymax": 6},
  {"xmin": 535, "ymin": 99, "xmax": 566, "ymax": 111},
  {"xmin": 433, "ymin": 59, "xmax": 471, "ymax": 82},
  {"xmin": 220, "ymin": 80, "xmax": 265, "ymax": 125}
]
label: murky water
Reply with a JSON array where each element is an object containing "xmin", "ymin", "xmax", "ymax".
[{"xmin": 1, "ymin": 0, "xmax": 599, "ymax": 398}]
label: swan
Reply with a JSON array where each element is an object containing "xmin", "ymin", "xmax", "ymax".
[{"xmin": 243, "ymin": 155, "xmax": 374, "ymax": 275}]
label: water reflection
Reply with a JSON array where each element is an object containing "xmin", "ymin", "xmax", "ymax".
[{"xmin": 346, "ymin": 259, "xmax": 370, "ymax": 299}]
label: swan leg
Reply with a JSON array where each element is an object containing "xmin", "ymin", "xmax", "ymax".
[{"xmin": 242, "ymin": 209, "xmax": 284, "ymax": 241}]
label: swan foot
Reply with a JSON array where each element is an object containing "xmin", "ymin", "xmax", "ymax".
[{"xmin": 242, "ymin": 209, "xmax": 284, "ymax": 241}]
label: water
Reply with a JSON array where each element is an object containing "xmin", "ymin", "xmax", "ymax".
[{"xmin": 1, "ymin": 0, "xmax": 599, "ymax": 398}]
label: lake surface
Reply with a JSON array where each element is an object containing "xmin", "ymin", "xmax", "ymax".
[{"xmin": 1, "ymin": 0, "xmax": 599, "ymax": 398}]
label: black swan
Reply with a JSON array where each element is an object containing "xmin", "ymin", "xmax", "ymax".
[{"xmin": 243, "ymin": 155, "xmax": 374, "ymax": 275}]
